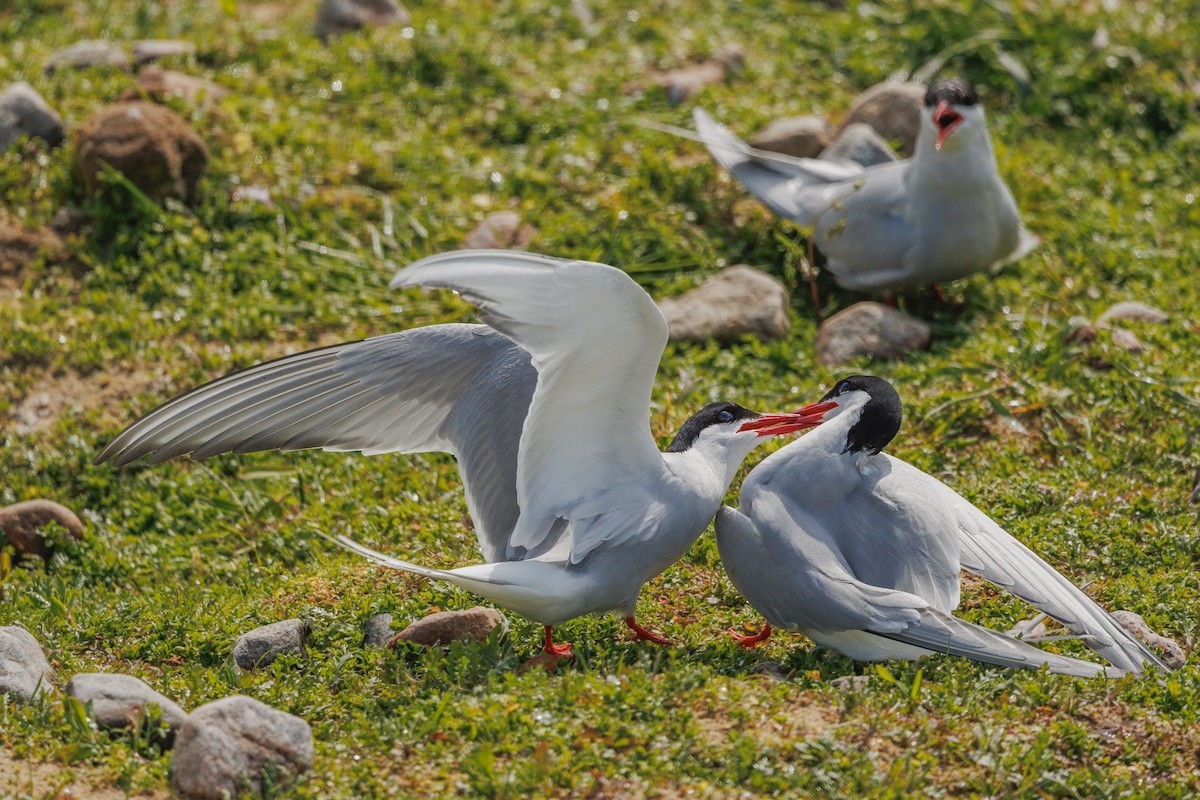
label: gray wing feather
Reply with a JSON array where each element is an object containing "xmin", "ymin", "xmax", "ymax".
[{"xmin": 96, "ymin": 324, "xmax": 535, "ymax": 562}]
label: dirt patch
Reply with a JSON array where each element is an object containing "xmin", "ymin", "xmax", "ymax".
[
  {"xmin": 8, "ymin": 367, "xmax": 169, "ymax": 436},
  {"xmin": 0, "ymin": 748, "xmax": 168, "ymax": 799}
]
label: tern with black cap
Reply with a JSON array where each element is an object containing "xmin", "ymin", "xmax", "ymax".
[
  {"xmin": 715, "ymin": 376, "xmax": 1172, "ymax": 677},
  {"xmin": 690, "ymin": 78, "xmax": 1039, "ymax": 293},
  {"xmin": 97, "ymin": 250, "xmax": 831, "ymax": 665}
]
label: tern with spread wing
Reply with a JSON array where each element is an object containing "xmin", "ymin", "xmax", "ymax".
[
  {"xmin": 97, "ymin": 250, "xmax": 830, "ymax": 664},
  {"xmin": 692, "ymin": 78, "xmax": 1038, "ymax": 293},
  {"xmin": 715, "ymin": 376, "xmax": 1171, "ymax": 677}
]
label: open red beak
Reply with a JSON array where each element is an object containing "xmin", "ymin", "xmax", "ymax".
[
  {"xmin": 933, "ymin": 100, "xmax": 963, "ymax": 151},
  {"xmin": 738, "ymin": 401, "xmax": 838, "ymax": 437}
]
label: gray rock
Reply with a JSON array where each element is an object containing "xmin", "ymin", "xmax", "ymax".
[
  {"xmin": 1110, "ymin": 611, "xmax": 1188, "ymax": 670},
  {"xmin": 232, "ymin": 619, "xmax": 309, "ymax": 669},
  {"xmin": 657, "ymin": 265, "xmax": 790, "ymax": 343},
  {"xmin": 819, "ymin": 122, "xmax": 898, "ymax": 168},
  {"xmin": 391, "ymin": 606, "xmax": 507, "ymax": 647},
  {"xmin": 44, "ymin": 40, "xmax": 130, "ymax": 73},
  {"xmin": 314, "ymin": 0, "xmax": 411, "ymax": 41},
  {"xmin": 839, "ymin": 82, "xmax": 926, "ymax": 156},
  {"xmin": 829, "ymin": 674, "xmax": 871, "ymax": 692},
  {"xmin": 1110, "ymin": 327, "xmax": 1143, "ymax": 354},
  {"xmin": 0, "ymin": 626, "xmax": 53, "ymax": 702},
  {"xmin": 0, "ymin": 499, "xmax": 84, "ymax": 560},
  {"xmin": 66, "ymin": 673, "xmax": 188, "ymax": 740},
  {"xmin": 461, "ymin": 210, "xmax": 535, "ymax": 250},
  {"xmin": 120, "ymin": 66, "xmax": 229, "ymax": 108},
  {"xmin": 74, "ymin": 101, "xmax": 208, "ymax": 204},
  {"xmin": 131, "ymin": 39, "xmax": 196, "ymax": 64},
  {"xmin": 0, "ymin": 82, "xmax": 65, "ymax": 150},
  {"xmin": 749, "ymin": 661, "xmax": 794, "ymax": 682},
  {"xmin": 814, "ymin": 301, "xmax": 931, "ymax": 367},
  {"xmin": 170, "ymin": 695, "xmax": 313, "ymax": 799},
  {"xmin": 1096, "ymin": 301, "xmax": 1168, "ymax": 328},
  {"xmin": 361, "ymin": 613, "xmax": 393, "ymax": 648},
  {"xmin": 748, "ymin": 115, "xmax": 835, "ymax": 160}
]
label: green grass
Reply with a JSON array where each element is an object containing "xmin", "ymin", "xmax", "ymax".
[{"xmin": 2, "ymin": 0, "xmax": 1199, "ymax": 796}]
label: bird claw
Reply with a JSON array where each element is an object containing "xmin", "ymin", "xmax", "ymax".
[
  {"xmin": 624, "ymin": 616, "xmax": 675, "ymax": 646},
  {"xmin": 519, "ymin": 651, "xmax": 569, "ymax": 673},
  {"xmin": 727, "ymin": 624, "xmax": 771, "ymax": 649}
]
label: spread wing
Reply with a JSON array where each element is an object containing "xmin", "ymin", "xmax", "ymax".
[
  {"xmin": 95, "ymin": 324, "xmax": 535, "ymax": 562},
  {"xmin": 391, "ymin": 250, "xmax": 669, "ymax": 564}
]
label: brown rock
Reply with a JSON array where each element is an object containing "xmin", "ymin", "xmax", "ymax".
[
  {"xmin": 1064, "ymin": 315, "xmax": 1097, "ymax": 344},
  {"xmin": 1110, "ymin": 327, "xmax": 1143, "ymax": 354},
  {"xmin": 1110, "ymin": 611, "xmax": 1188, "ymax": 670},
  {"xmin": 657, "ymin": 265, "xmax": 790, "ymax": 343},
  {"xmin": 389, "ymin": 606, "xmax": 507, "ymax": 647},
  {"xmin": 461, "ymin": 210, "xmax": 535, "ymax": 250},
  {"xmin": 0, "ymin": 499, "xmax": 85, "ymax": 559},
  {"xmin": 314, "ymin": 0, "xmax": 411, "ymax": 41},
  {"xmin": 119, "ymin": 66, "xmax": 229, "ymax": 108},
  {"xmin": 748, "ymin": 115, "xmax": 835, "ymax": 160},
  {"xmin": 130, "ymin": 40, "xmax": 196, "ymax": 64},
  {"xmin": 814, "ymin": 301, "xmax": 931, "ymax": 367},
  {"xmin": 839, "ymin": 82, "xmax": 926, "ymax": 156},
  {"xmin": 74, "ymin": 102, "xmax": 208, "ymax": 204},
  {"xmin": 652, "ymin": 48, "xmax": 742, "ymax": 105},
  {"xmin": 44, "ymin": 40, "xmax": 130, "ymax": 74},
  {"xmin": 0, "ymin": 219, "xmax": 65, "ymax": 281}
]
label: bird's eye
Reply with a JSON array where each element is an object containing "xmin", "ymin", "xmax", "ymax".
[
  {"xmin": 717, "ymin": 410, "xmax": 734, "ymax": 424},
  {"xmin": 837, "ymin": 380, "xmax": 853, "ymax": 393}
]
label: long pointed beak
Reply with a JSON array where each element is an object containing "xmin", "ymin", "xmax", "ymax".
[
  {"xmin": 933, "ymin": 100, "xmax": 963, "ymax": 151},
  {"xmin": 738, "ymin": 401, "xmax": 838, "ymax": 437}
]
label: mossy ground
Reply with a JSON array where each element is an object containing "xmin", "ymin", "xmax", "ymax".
[{"xmin": 1, "ymin": 0, "xmax": 1199, "ymax": 797}]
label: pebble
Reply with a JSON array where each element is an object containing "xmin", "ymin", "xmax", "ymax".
[
  {"xmin": 232, "ymin": 619, "xmax": 309, "ymax": 669},
  {"xmin": 74, "ymin": 101, "xmax": 208, "ymax": 204},
  {"xmin": 314, "ymin": 0, "xmax": 411, "ymax": 41},
  {"xmin": 120, "ymin": 66, "xmax": 229, "ymax": 108},
  {"xmin": 1096, "ymin": 301, "xmax": 1168, "ymax": 328},
  {"xmin": 819, "ymin": 122, "xmax": 898, "ymax": 167},
  {"xmin": 747, "ymin": 115, "xmax": 835, "ymax": 160},
  {"xmin": 652, "ymin": 48, "xmax": 742, "ymax": 105},
  {"xmin": 461, "ymin": 210, "xmax": 535, "ymax": 250},
  {"xmin": 1110, "ymin": 611, "xmax": 1188, "ymax": 670},
  {"xmin": 0, "ymin": 82, "xmax": 65, "ymax": 150},
  {"xmin": 0, "ymin": 499, "xmax": 84, "ymax": 560},
  {"xmin": 66, "ymin": 673, "xmax": 188, "ymax": 743},
  {"xmin": 130, "ymin": 39, "xmax": 196, "ymax": 64},
  {"xmin": 749, "ymin": 661, "xmax": 794, "ymax": 682},
  {"xmin": 391, "ymin": 606, "xmax": 507, "ymax": 647},
  {"xmin": 170, "ymin": 696, "xmax": 313, "ymax": 800},
  {"xmin": 813, "ymin": 301, "xmax": 931, "ymax": 367},
  {"xmin": 838, "ymin": 81, "xmax": 926, "ymax": 156},
  {"xmin": 657, "ymin": 265, "xmax": 790, "ymax": 343},
  {"xmin": 361, "ymin": 612, "xmax": 394, "ymax": 648},
  {"xmin": 0, "ymin": 626, "xmax": 54, "ymax": 702},
  {"xmin": 44, "ymin": 40, "xmax": 131, "ymax": 73}
]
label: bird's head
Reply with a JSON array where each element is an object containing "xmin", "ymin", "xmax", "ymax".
[
  {"xmin": 817, "ymin": 375, "xmax": 903, "ymax": 455},
  {"xmin": 667, "ymin": 401, "xmax": 834, "ymax": 479},
  {"xmin": 922, "ymin": 77, "xmax": 983, "ymax": 152}
]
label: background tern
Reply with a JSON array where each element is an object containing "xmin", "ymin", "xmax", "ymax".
[
  {"xmin": 691, "ymin": 78, "xmax": 1039, "ymax": 293},
  {"xmin": 97, "ymin": 250, "xmax": 829, "ymax": 665},
  {"xmin": 715, "ymin": 375, "xmax": 1172, "ymax": 677}
]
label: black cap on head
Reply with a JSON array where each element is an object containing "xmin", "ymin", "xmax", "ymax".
[
  {"xmin": 667, "ymin": 402, "xmax": 758, "ymax": 453},
  {"xmin": 924, "ymin": 77, "xmax": 979, "ymax": 108},
  {"xmin": 820, "ymin": 376, "xmax": 903, "ymax": 455}
]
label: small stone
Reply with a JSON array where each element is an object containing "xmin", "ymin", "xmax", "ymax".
[
  {"xmin": 232, "ymin": 619, "xmax": 309, "ymax": 669},
  {"xmin": 170, "ymin": 696, "xmax": 313, "ymax": 800},
  {"xmin": 131, "ymin": 39, "xmax": 196, "ymax": 64},
  {"xmin": 461, "ymin": 210, "xmax": 536, "ymax": 250},
  {"xmin": 1064, "ymin": 315, "xmax": 1097, "ymax": 344},
  {"xmin": 749, "ymin": 661, "xmax": 794, "ymax": 682},
  {"xmin": 44, "ymin": 40, "xmax": 130, "ymax": 74},
  {"xmin": 657, "ymin": 265, "xmax": 790, "ymax": 343},
  {"xmin": 1006, "ymin": 616, "xmax": 1053, "ymax": 641},
  {"xmin": 839, "ymin": 82, "xmax": 926, "ymax": 156},
  {"xmin": 0, "ymin": 626, "xmax": 54, "ymax": 702},
  {"xmin": 74, "ymin": 101, "xmax": 208, "ymax": 204},
  {"xmin": 66, "ymin": 673, "xmax": 188, "ymax": 743},
  {"xmin": 0, "ymin": 82, "xmax": 65, "ymax": 150},
  {"xmin": 0, "ymin": 499, "xmax": 85, "ymax": 560},
  {"xmin": 120, "ymin": 66, "xmax": 229, "ymax": 108},
  {"xmin": 1110, "ymin": 327, "xmax": 1143, "ymax": 354},
  {"xmin": 0, "ymin": 219, "xmax": 66, "ymax": 283},
  {"xmin": 390, "ymin": 606, "xmax": 507, "ymax": 647},
  {"xmin": 819, "ymin": 122, "xmax": 898, "ymax": 167},
  {"xmin": 1110, "ymin": 611, "xmax": 1188, "ymax": 671},
  {"xmin": 653, "ymin": 48, "xmax": 742, "ymax": 105},
  {"xmin": 1096, "ymin": 301, "xmax": 1168, "ymax": 328},
  {"xmin": 362, "ymin": 613, "xmax": 394, "ymax": 648},
  {"xmin": 747, "ymin": 115, "xmax": 835, "ymax": 160},
  {"xmin": 314, "ymin": 0, "xmax": 411, "ymax": 41},
  {"xmin": 813, "ymin": 302, "xmax": 931, "ymax": 367}
]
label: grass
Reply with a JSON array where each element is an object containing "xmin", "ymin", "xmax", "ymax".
[{"xmin": 2, "ymin": 0, "xmax": 1199, "ymax": 796}]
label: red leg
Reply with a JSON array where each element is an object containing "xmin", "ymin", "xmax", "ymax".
[
  {"xmin": 624, "ymin": 615, "xmax": 675, "ymax": 646},
  {"xmin": 883, "ymin": 292, "xmax": 897, "ymax": 308},
  {"xmin": 543, "ymin": 625, "xmax": 573, "ymax": 658},
  {"xmin": 932, "ymin": 283, "xmax": 946, "ymax": 303},
  {"xmin": 519, "ymin": 626, "xmax": 573, "ymax": 672},
  {"xmin": 728, "ymin": 623, "xmax": 772, "ymax": 649}
]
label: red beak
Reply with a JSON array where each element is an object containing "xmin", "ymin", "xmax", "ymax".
[
  {"xmin": 737, "ymin": 401, "xmax": 838, "ymax": 437},
  {"xmin": 933, "ymin": 100, "xmax": 963, "ymax": 150}
]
